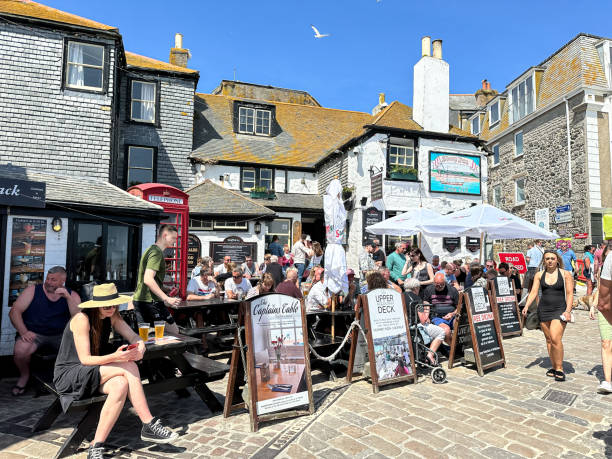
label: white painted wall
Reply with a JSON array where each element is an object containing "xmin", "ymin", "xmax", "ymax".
[
  {"xmin": 585, "ymin": 109, "xmax": 602, "ymax": 208},
  {"xmin": 141, "ymin": 223, "xmax": 156, "ymax": 256},
  {"xmin": 287, "ymin": 171, "xmax": 317, "ymax": 194},
  {"xmin": 192, "ymin": 221, "xmax": 266, "ymax": 263},
  {"xmin": 413, "ymin": 56, "xmax": 450, "ymax": 133}
]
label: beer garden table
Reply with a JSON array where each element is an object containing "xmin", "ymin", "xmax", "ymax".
[{"xmin": 168, "ymin": 298, "xmax": 241, "ymax": 337}]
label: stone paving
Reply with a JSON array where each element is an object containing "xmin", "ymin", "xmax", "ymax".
[{"xmin": 0, "ymin": 307, "xmax": 611, "ymax": 458}]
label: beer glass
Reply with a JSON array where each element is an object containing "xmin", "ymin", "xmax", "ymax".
[
  {"xmin": 138, "ymin": 323, "xmax": 150, "ymax": 341},
  {"xmin": 154, "ymin": 321, "xmax": 165, "ymax": 339}
]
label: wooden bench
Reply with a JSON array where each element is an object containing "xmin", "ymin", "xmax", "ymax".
[{"xmin": 178, "ymin": 323, "xmax": 237, "ymax": 337}]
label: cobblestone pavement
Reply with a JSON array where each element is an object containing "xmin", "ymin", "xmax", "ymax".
[{"xmin": 0, "ymin": 308, "xmax": 611, "ymax": 458}]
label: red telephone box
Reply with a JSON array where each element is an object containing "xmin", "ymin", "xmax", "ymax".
[{"xmin": 128, "ymin": 184, "xmax": 189, "ymax": 299}]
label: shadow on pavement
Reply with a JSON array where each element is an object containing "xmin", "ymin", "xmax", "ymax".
[
  {"xmin": 593, "ymin": 425, "xmax": 612, "ymax": 458},
  {"xmin": 525, "ymin": 356, "xmax": 576, "ymax": 374}
]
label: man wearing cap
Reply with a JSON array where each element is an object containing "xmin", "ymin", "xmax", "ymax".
[
  {"xmin": 9, "ymin": 266, "xmax": 81, "ymax": 395},
  {"xmin": 54, "ymin": 283, "xmax": 178, "ymax": 458},
  {"xmin": 359, "ymin": 242, "xmax": 376, "ymax": 277},
  {"xmin": 371, "ymin": 239, "xmax": 386, "ymax": 267},
  {"xmin": 292, "ymin": 234, "xmax": 314, "ymax": 285}
]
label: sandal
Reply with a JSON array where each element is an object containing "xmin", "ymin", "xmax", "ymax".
[
  {"xmin": 546, "ymin": 368, "xmax": 555, "ymax": 377},
  {"xmin": 11, "ymin": 385, "xmax": 26, "ymax": 396},
  {"xmin": 554, "ymin": 370, "xmax": 566, "ymax": 382}
]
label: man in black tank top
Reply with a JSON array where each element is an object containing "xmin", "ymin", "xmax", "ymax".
[{"xmin": 8, "ymin": 266, "xmax": 81, "ymax": 395}]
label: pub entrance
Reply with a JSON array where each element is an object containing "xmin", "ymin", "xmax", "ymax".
[{"xmin": 301, "ymin": 216, "xmax": 325, "ymax": 246}]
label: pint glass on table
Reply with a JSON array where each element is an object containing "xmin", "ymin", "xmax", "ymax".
[
  {"xmin": 154, "ymin": 321, "xmax": 165, "ymax": 339},
  {"xmin": 138, "ymin": 323, "xmax": 150, "ymax": 341}
]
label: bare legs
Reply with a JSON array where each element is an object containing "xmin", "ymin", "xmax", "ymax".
[
  {"xmin": 13, "ymin": 337, "xmax": 37, "ymax": 389},
  {"xmin": 602, "ymin": 340, "xmax": 612, "ymax": 383},
  {"xmin": 93, "ymin": 361, "xmax": 153, "ymax": 444},
  {"xmin": 540, "ymin": 320, "xmax": 567, "ymax": 372}
]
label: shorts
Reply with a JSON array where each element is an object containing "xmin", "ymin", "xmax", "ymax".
[
  {"xmin": 431, "ymin": 316, "xmax": 455, "ymax": 330},
  {"xmin": 133, "ymin": 300, "xmax": 175, "ymax": 326},
  {"xmin": 598, "ymin": 312, "xmax": 612, "ymax": 341},
  {"xmin": 422, "ymin": 323, "xmax": 446, "ymax": 342},
  {"xmin": 17, "ymin": 333, "xmax": 63, "ymax": 353}
]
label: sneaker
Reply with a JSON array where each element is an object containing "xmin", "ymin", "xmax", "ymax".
[
  {"xmin": 141, "ymin": 417, "xmax": 179, "ymax": 444},
  {"xmin": 597, "ymin": 381, "xmax": 612, "ymax": 394},
  {"xmin": 87, "ymin": 443, "xmax": 105, "ymax": 459}
]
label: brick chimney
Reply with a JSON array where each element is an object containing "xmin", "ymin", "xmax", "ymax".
[
  {"xmin": 474, "ymin": 79, "xmax": 498, "ymax": 107},
  {"xmin": 371, "ymin": 92, "xmax": 389, "ymax": 115},
  {"xmin": 169, "ymin": 33, "xmax": 190, "ymax": 68},
  {"xmin": 413, "ymin": 37, "xmax": 449, "ymax": 133}
]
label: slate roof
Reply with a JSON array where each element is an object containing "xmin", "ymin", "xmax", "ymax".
[
  {"xmin": 449, "ymin": 94, "xmax": 479, "ymax": 111},
  {"xmin": 191, "ymin": 93, "xmax": 372, "ymax": 168},
  {"xmin": 186, "ymin": 180, "xmax": 275, "ymax": 217},
  {"xmin": 0, "ymin": 0, "xmax": 118, "ymax": 32},
  {"xmin": 248, "ymin": 192, "xmax": 324, "ymax": 212},
  {"xmin": 125, "ymin": 51, "xmax": 199, "ymax": 76},
  {"xmin": 479, "ymin": 33, "xmax": 610, "ymax": 142},
  {"xmin": 0, "ymin": 166, "xmax": 163, "ymax": 212}
]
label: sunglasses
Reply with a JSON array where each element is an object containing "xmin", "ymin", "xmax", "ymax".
[
  {"xmin": 102, "ymin": 305, "xmax": 117, "ymax": 311},
  {"xmin": 232, "ymin": 275, "xmax": 242, "ymax": 279}
]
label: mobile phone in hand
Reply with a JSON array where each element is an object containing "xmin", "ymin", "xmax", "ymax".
[
  {"xmin": 168, "ymin": 287, "xmax": 178, "ymax": 297},
  {"xmin": 123, "ymin": 343, "xmax": 138, "ymax": 351}
]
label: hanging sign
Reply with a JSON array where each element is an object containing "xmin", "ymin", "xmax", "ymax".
[
  {"xmin": 370, "ymin": 172, "xmax": 383, "ymax": 202},
  {"xmin": 363, "ymin": 207, "xmax": 383, "ymax": 245},
  {"xmin": 0, "ymin": 178, "xmax": 46, "ymax": 208},
  {"xmin": 347, "ymin": 289, "xmax": 416, "ymax": 392},
  {"xmin": 466, "ymin": 237, "xmax": 480, "ymax": 253},
  {"xmin": 443, "ymin": 237, "xmax": 461, "ymax": 253},
  {"xmin": 489, "ymin": 277, "xmax": 522, "ymax": 337}
]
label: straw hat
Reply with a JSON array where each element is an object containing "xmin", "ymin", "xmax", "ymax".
[{"xmin": 80, "ymin": 283, "xmax": 131, "ymax": 309}]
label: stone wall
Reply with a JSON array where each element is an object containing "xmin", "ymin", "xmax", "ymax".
[
  {"xmin": 487, "ymin": 93, "xmax": 589, "ymax": 255},
  {"xmin": 0, "ymin": 22, "xmax": 116, "ymax": 179}
]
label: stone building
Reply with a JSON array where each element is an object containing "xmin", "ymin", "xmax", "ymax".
[{"xmin": 477, "ymin": 33, "xmax": 612, "ymax": 254}]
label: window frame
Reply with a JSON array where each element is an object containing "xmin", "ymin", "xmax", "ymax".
[
  {"xmin": 189, "ymin": 218, "xmax": 248, "ymax": 231},
  {"xmin": 470, "ymin": 114, "xmax": 480, "ymax": 135},
  {"xmin": 386, "ymin": 140, "xmax": 418, "ymax": 180},
  {"xmin": 238, "ymin": 106, "xmax": 272, "ymax": 136},
  {"xmin": 508, "ymin": 73, "xmax": 535, "ymax": 124},
  {"xmin": 240, "ymin": 167, "xmax": 275, "ymax": 191},
  {"xmin": 266, "ymin": 218, "xmax": 292, "ymax": 248},
  {"xmin": 515, "ymin": 177, "xmax": 526, "ymax": 205},
  {"xmin": 514, "ymin": 131, "xmax": 524, "ymax": 158},
  {"xmin": 489, "ymin": 100, "xmax": 500, "ymax": 127},
  {"xmin": 125, "ymin": 145, "xmax": 157, "ymax": 188},
  {"xmin": 492, "ymin": 184, "xmax": 502, "ymax": 207},
  {"xmin": 492, "ymin": 143, "xmax": 500, "ymax": 167},
  {"xmin": 62, "ymin": 39, "xmax": 109, "ymax": 94},
  {"xmin": 128, "ymin": 78, "xmax": 161, "ymax": 126},
  {"xmin": 189, "ymin": 218, "xmax": 213, "ymax": 230}
]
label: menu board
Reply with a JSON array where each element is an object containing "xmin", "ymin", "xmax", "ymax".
[
  {"xmin": 449, "ymin": 298, "xmax": 473, "ymax": 365},
  {"xmin": 9, "ymin": 218, "xmax": 46, "ymax": 305},
  {"xmin": 466, "ymin": 286, "xmax": 504, "ymax": 370},
  {"xmin": 490, "ymin": 277, "xmax": 522, "ymax": 337},
  {"xmin": 187, "ymin": 234, "xmax": 201, "ymax": 270},
  {"xmin": 210, "ymin": 236, "xmax": 256, "ymax": 264},
  {"xmin": 362, "ymin": 207, "xmax": 383, "ymax": 245}
]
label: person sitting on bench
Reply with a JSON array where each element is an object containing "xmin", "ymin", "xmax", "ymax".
[
  {"xmin": 9, "ymin": 266, "xmax": 81, "ymax": 396},
  {"xmin": 53, "ymin": 283, "xmax": 179, "ymax": 459}
]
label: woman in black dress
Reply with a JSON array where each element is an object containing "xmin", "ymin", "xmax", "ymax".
[
  {"xmin": 54, "ymin": 284, "xmax": 178, "ymax": 459},
  {"xmin": 522, "ymin": 250, "xmax": 574, "ymax": 381},
  {"xmin": 402, "ymin": 248, "xmax": 434, "ymax": 298}
]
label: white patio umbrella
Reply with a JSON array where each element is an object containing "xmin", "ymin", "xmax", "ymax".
[{"xmin": 365, "ymin": 207, "xmax": 443, "ymax": 236}]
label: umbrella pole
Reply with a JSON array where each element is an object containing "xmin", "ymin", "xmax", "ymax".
[
  {"xmin": 418, "ymin": 232, "xmax": 422, "ymax": 249},
  {"xmin": 331, "ymin": 294, "xmax": 336, "ymax": 342},
  {"xmin": 479, "ymin": 232, "xmax": 485, "ymax": 264}
]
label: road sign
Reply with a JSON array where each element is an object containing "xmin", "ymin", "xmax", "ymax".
[
  {"xmin": 555, "ymin": 205, "xmax": 572, "ymax": 224},
  {"xmin": 498, "ymin": 252, "xmax": 527, "ymax": 274}
]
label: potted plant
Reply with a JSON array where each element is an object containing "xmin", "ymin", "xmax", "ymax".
[
  {"xmin": 342, "ymin": 185, "xmax": 355, "ymax": 201},
  {"xmin": 249, "ymin": 186, "xmax": 269, "ymax": 199},
  {"xmin": 389, "ymin": 166, "xmax": 418, "ymax": 180}
]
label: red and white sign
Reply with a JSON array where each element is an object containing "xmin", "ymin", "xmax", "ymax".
[
  {"xmin": 574, "ymin": 233, "xmax": 588, "ymax": 239},
  {"xmin": 498, "ymin": 252, "xmax": 527, "ymax": 274},
  {"xmin": 472, "ymin": 312, "xmax": 494, "ymax": 323}
]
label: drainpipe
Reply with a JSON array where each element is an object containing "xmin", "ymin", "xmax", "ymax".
[{"xmin": 564, "ymin": 97, "xmax": 572, "ymax": 196}]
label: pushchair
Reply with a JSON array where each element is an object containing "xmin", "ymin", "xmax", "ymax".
[{"xmin": 406, "ymin": 299, "xmax": 447, "ymax": 384}]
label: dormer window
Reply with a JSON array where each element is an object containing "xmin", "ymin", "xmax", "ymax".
[
  {"xmin": 471, "ymin": 115, "xmax": 480, "ymax": 135},
  {"xmin": 239, "ymin": 107, "xmax": 271, "ymax": 135},
  {"xmin": 509, "ymin": 74, "xmax": 535, "ymax": 124},
  {"xmin": 489, "ymin": 100, "xmax": 500, "ymax": 126}
]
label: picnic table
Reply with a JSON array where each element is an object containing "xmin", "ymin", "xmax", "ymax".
[
  {"xmin": 169, "ymin": 298, "xmax": 240, "ymax": 338},
  {"xmin": 33, "ymin": 333, "xmax": 229, "ymax": 459}
]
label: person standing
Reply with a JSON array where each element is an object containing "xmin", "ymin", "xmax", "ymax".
[
  {"xmin": 557, "ymin": 241, "xmax": 577, "ymax": 274},
  {"xmin": 265, "ymin": 255, "xmax": 284, "ymax": 286},
  {"xmin": 526, "ymin": 240, "xmax": 544, "ymax": 293},
  {"xmin": 598, "ymin": 245, "xmax": 612, "ymax": 326},
  {"xmin": 132, "ymin": 225, "xmax": 181, "ymax": 334},
  {"xmin": 522, "ymin": 250, "xmax": 574, "ymax": 381},
  {"xmin": 401, "ymin": 248, "xmax": 434, "ymax": 298},
  {"xmin": 594, "ymin": 241, "xmax": 609, "ymax": 279},
  {"xmin": 590, "ymin": 246, "xmax": 612, "ymax": 393},
  {"xmin": 584, "ymin": 244, "xmax": 596, "ymax": 295},
  {"xmin": 268, "ymin": 235, "xmax": 284, "ymax": 258},
  {"xmin": 371, "ymin": 239, "xmax": 386, "ymax": 267},
  {"xmin": 359, "ymin": 242, "xmax": 376, "ymax": 278},
  {"xmin": 387, "ymin": 242, "xmax": 408, "ymax": 287},
  {"xmin": 292, "ymin": 234, "xmax": 313, "ymax": 285}
]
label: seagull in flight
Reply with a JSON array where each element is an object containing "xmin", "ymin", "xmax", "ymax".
[{"xmin": 311, "ymin": 24, "xmax": 330, "ymax": 38}]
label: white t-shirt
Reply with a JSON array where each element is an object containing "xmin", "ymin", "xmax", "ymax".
[
  {"xmin": 601, "ymin": 252, "xmax": 612, "ymax": 281},
  {"xmin": 214, "ymin": 264, "xmax": 229, "ymax": 275},
  {"xmin": 306, "ymin": 281, "xmax": 329, "ymax": 310},
  {"xmin": 186, "ymin": 278, "xmax": 217, "ymax": 296},
  {"xmin": 224, "ymin": 277, "xmax": 251, "ymax": 294}
]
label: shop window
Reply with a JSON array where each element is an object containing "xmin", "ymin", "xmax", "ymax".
[
  {"xmin": 241, "ymin": 167, "xmax": 274, "ymax": 191},
  {"xmin": 65, "ymin": 41, "xmax": 105, "ymax": 91},
  {"xmin": 238, "ymin": 107, "xmax": 271, "ymax": 135},
  {"xmin": 127, "ymin": 146, "xmax": 156, "ymax": 187},
  {"xmin": 131, "ymin": 80, "xmax": 157, "ymax": 123},
  {"xmin": 266, "ymin": 218, "xmax": 291, "ymax": 248}
]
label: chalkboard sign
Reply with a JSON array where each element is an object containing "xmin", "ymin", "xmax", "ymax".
[
  {"xmin": 363, "ymin": 207, "xmax": 383, "ymax": 245},
  {"xmin": 448, "ymin": 295, "xmax": 473, "ymax": 369},
  {"xmin": 187, "ymin": 234, "xmax": 201, "ymax": 270},
  {"xmin": 490, "ymin": 277, "xmax": 523, "ymax": 337},
  {"xmin": 449, "ymin": 286, "xmax": 505, "ymax": 376},
  {"xmin": 210, "ymin": 236, "xmax": 256, "ymax": 264},
  {"xmin": 443, "ymin": 237, "xmax": 461, "ymax": 252}
]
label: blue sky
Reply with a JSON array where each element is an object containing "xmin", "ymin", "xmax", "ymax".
[{"xmin": 49, "ymin": 0, "xmax": 612, "ymax": 113}]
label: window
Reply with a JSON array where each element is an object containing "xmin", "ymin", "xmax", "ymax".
[
  {"xmin": 492, "ymin": 185, "xmax": 502, "ymax": 207},
  {"xmin": 471, "ymin": 116, "xmax": 480, "ymax": 135},
  {"xmin": 190, "ymin": 218, "xmax": 213, "ymax": 230},
  {"xmin": 515, "ymin": 178, "xmax": 526, "ymax": 204},
  {"xmin": 489, "ymin": 100, "xmax": 500, "ymax": 126},
  {"xmin": 127, "ymin": 146, "xmax": 155, "ymax": 187},
  {"xmin": 388, "ymin": 144, "xmax": 415, "ymax": 168},
  {"xmin": 131, "ymin": 81, "xmax": 156, "ymax": 123},
  {"xmin": 266, "ymin": 218, "xmax": 291, "ymax": 248},
  {"xmin": 509, "ymin": 74, "xmax": 535, "ymax": 124},
  {"xmin": 241, "ymin": 167, "xmax": 274, "ymax": 190},
  {"xmin": 189, "ymin": 219, "xmax": 247, "ymax": 231},
  {"xmin": 514, "ymin": 131, "xmax": 523, "ymax": 157},
  {"xmin": 239, "ymin": 107, "xmax": 271, "ymax": 135},
  {"xmin": 65, "ymin": 41, "xmax": 105, "ymax": 91},
  {"xmin": 492, "ymin": 144, "xmax": 500, "ymax": 166},
  {"xmin": 213, "ymin": 221, "xmax": 248, "ymax": 230}
]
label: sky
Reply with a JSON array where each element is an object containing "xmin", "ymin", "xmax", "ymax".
[{"xmin": 46, "ymin": 0, "xmax": 612, "ymax": 113}]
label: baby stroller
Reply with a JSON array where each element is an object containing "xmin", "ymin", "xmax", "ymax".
[{"xmin": 406, "ymin": 299, "xmax": 447, "ymax": 384}]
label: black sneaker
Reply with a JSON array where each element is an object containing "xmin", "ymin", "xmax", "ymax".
[
  {"xmin": 87, "ymin": 442, "xmax": 105, "ymax": 459},
  {"xmin": 141, "ymin": 417, "xmax": 179, "ymax": 444}
]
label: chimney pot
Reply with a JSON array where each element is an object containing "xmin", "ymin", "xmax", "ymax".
[
  {"xmin": 432, "ymin": 39, "xmax": 442, "ymax": 59},
  {"xmin": 175, "ymin": 33, "xmax": 183, "ymax": 49},
  {"xmin": 169, "ymin": 33, "xmax": 189, "ymax": 68},
  {"xmin": 379, "ymin": 92, "xmax": 385, "ymax": 104},
  {"xmin": 482, "ymin": 79, "xmax": 488, "ymax": 90},
  {"xmin": 421, "ymin": 36, "xmax": 431, "ymax": 57}
]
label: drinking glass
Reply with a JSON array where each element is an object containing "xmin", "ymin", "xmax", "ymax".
[
  {"xmin": 138, "ymin": 323, "xmax": 150, "ymax": 341},
  {"xmin": 154, "ymin": 321, "xmax": 165, "ymax": 340}
]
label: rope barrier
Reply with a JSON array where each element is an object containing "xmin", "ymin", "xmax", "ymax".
[{"xmin": 308, "ymin": 320, "xmax": 368, "ymax": 362}]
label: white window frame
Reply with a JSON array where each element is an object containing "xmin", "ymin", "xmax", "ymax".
[
  {"xmin": 489, "ymin": 100, "xmax": 500, "ymax": 127},
  {"xmin": 470, "ymin": 115, "xmax": 480, "ymax": 135},
  {"xmin": 241, "ymin": 167, "xmax": 274, "ymax": 191},
  {"xmin": 388, "ymin": 144, "xmax": 415, "ymax": 168},
  {"xmin": 65, "ymin": 41, "xmax": 105, "ymax": 91},
  {"xmin": 492, "ymin": 185, "xmax": 502, "ymax": 207},
  {"xmin": 238, "ymin": 107, "xmax": 271, "ymax": 136},
  {"xmin": 189, "ymin": 218, "xmax": 213, "ymax": 230},
  {"xmin": 213, "ymin": 221, "xmax": 248, "ymax": 230},
  {"xmin": 515, "ymin": 178, "xmax": 526, "ymax": 205},
  {"xmin": 509, "ymin": 73, "xmax": 535, "ymax": 124},
  {"xmin": 514, "ymin": 131, "xmax": 524, "ymax": 157},
  {"xmin": 130, "ymin": 80, "xmax": 156, "ymax": 123},
  {"xmin": 241, "ymin": 168, "xmax": 256, "ymax": 190},
  {"xmin": 127, "ymin": 146, "xmax": 154, "ymax": 186},
  {"xmin": 492, "ymin": 143, "xmax": 500, "ymax": 166},
  {"xmin": 266, "ymin": 218, "xmax": 291, "ymax": 247}
]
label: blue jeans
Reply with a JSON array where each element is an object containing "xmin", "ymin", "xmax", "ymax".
[{"xmin": 295, "ymin": 263, "xmax": 306, "ymax": 285}]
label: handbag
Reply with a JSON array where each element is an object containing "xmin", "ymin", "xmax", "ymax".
[{"xmin": 524, "ymin": 304, "xmax": 540, "ymax": 330}]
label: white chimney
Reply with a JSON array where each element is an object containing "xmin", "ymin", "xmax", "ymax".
[
  {"xmin": 175, "ymin": 33, "xmax": 183, "ymax": 49},
  {"xmin": 413, "ymin": 37, "xmax": 449, "ymax": 133}
]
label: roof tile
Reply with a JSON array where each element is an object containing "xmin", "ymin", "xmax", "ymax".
[{"xmin": 125, "ymin": 51, "xmax": 198, "ymax": 75}]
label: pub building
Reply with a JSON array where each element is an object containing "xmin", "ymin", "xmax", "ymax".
[{"xmin": 0, "ymin": 166, "xmax": 164, "ymax": 357}]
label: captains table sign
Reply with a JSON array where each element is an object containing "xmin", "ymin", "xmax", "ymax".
[{"xmin": 0, "ymin": 178, "xmax": 46, "ymax": 208}]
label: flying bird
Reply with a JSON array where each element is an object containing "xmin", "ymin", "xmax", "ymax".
[{"xmin": 310, "ymin": 24, "xmax": 330, "ymax": 38}]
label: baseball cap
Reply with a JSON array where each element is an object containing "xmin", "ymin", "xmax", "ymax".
[{"xmin": 305, "ymin": 235, "xmax": 312, "ymax": 241}]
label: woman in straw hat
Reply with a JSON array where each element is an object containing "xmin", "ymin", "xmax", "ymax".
[{"xmin": 53, "ymin": 284, "xmax": 178, "ymax": 459}]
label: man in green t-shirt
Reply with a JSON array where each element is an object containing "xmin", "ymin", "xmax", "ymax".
[{"xmin": 133, "ymin": 225, "xmax": 181, "ymax": 333}]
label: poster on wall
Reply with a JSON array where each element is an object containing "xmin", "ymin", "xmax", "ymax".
[
  {"xmin": 9, "ymin": 218, "xmax": 46, "ymax": 306},
  {"xmin": 187, "ymin": 234, "xmax": 201, "ymax": 270},
  {"xmin": 429, "ymin": 152, "xmax": 481, "ymax": 195}
]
